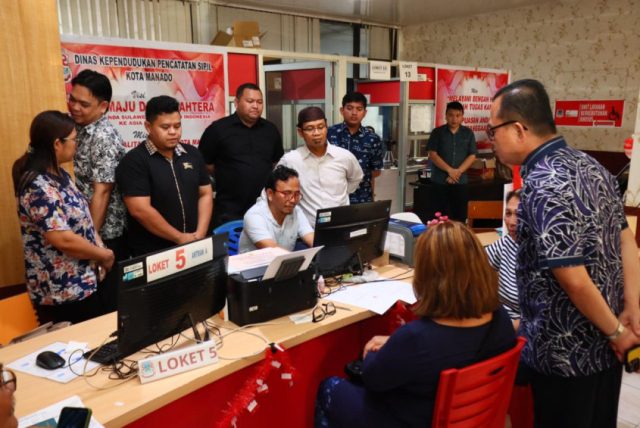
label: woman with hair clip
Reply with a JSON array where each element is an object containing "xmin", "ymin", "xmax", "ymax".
[
  {"xmin": 315, "ymin": 219, "xmax": 516, "ymax": 428},
  {"xmin": 12, "ymin": 111, "xmax": 114, "ymax": 324}
]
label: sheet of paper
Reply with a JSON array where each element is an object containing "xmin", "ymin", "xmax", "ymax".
[
  {"xmin": 384, "ymin": 231, "xmax": 405, "ymax": 257},
  {"xmin": 19, "ymin": 395, "xmax": 104, "ymax": 428},
  {"xmin": 325, "ymin": 280, "xmax": 416, "ymax": 315},
  {"xmin": 410, "ymin": 104, "xmax": 433, "ymax": 133},
  {"xmin": 227, "ymin": 247, "xmax": 290, "ymax": 274},
  {"xmin": 262, "ymin": 246, "xmax": 323, "ymax": 280},
  {"xmin": 7, "ymin": 342, "xmax": 99, "ymax": 384}
]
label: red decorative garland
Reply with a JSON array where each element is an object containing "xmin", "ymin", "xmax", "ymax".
[{"xmin": 215, "ymin": 343, "xmax": 296, "ymax": 428}]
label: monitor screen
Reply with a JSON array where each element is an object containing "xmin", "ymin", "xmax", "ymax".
[
  {"xmin": 313, "ymin": 200, "xmax": 391, "ymax": 277},
  {"xmin": 115, "ymin": 234, "xmax": 228, "ymax": 360}
]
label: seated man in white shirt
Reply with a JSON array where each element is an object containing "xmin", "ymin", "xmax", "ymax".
[
  {"xmin": 278, "ymin": 106, "xmax": 363, "ymax": 226},
  {"xmin": 239, "ymin": 165, "xmax": 314, "ymax": 253}
]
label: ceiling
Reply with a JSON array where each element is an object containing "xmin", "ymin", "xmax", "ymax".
[{"xmin": 211, "ymin": 0, "xmax": 542, "ymax": 27}]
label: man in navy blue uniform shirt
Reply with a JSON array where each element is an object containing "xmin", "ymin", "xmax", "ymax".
[{"xmin": 327, "ymin": 92, "xmax": 383, "ymax": 203}]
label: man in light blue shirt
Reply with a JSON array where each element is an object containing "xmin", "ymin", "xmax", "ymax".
[{"xmin": 239, "ymin": 165, "xmax": 314, "ymax": 253}]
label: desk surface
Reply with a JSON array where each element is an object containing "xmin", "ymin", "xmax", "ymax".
[{"xmin": 1, "ymin": 264, "xmax": 409, "ymax": 427}]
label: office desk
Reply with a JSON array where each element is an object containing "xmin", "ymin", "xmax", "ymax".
[{"xmin": 1, "ymin": 264, "xmax": 410, "ymax": 427}]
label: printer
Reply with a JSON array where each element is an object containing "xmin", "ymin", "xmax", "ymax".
[{"xmin": 385, "ymin": 218, "xmax": 427, "ymax": 266}]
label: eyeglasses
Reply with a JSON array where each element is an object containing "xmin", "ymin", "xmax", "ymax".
[
  {"xmin": 312, "ymin": 302, "xmax": 337, "ymax": 323},
  {"xmin": 62, "ymin": 136, "xmax": 77, "ymax": 143},
  {"xmin": 486, "ymin": 121, "xmax": 527, "ymax": 141},
  {"xmin": 0, "ymin": 365, "xmax": 17, "ymax": 392},
  {"xmin": 301, "ymin": 124, "xmax": 326, "ymax": 134},
  {"xmin": 275, "ymin": 190, "xmax": 303, "ymax": 201}
]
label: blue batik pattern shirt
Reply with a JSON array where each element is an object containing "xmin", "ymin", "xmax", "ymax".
[
  {"xmin": 327, "ymin": 123, "xmax": 384, "ymax": 203},
  {"xmin": 518, "ymin": 136, "xmax": 626, "ymax": 377}
]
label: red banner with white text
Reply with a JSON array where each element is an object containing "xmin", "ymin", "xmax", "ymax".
[
  {"xmin": 61, "ymin": 42, "xmax": 226, "ymax": 150},
  {"xmin": 435, "ymin": 68, "xmax": 510, "ymax": 153},
  {"xmin": 554, "ymin": 100, "xmax": 624, "ymax": 127}
]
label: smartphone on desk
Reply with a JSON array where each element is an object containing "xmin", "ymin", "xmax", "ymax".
[
  {"xmin": 57, "ymin": 407, "xmax": 92, "ymax": 428},
  {"xmin": 625, "ymin": 345, "xmax": 640, "ymax": 373}
]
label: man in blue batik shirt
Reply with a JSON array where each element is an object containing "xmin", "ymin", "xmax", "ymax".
[
  {"xmin": 489, "ymin": 78, "xmax": 640, "ymax": 428},
  {"xmin": 327, "ymin": 92, "xmax": 384, "ymax": 203}
]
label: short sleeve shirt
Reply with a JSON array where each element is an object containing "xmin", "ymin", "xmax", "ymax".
[
  {"xmin": 73, "ymin": 115, "xmax": 126, "ymax": 240},
  {"xmin": 17, "ymin": 170, "xmax": 98, "ymax": 305},
  {"xmin": 199, "ymin": 114, "xmax": 284, "ymax": 223},
  {"xmin": 485, "ymin": 234, "xmax": 520, "ymax": 320},
  {"xmin": 426, "ymin": 124, "xmax": 477, "ymax": 184},
  {"xmin": 116, "ymin": 140, "xmax": 211, "ymax": 255},
  {"xmin": 518, "ymin": 136, "xmax": 626, "ymax": 376},
  {"xmin": 327, "ymin": 123, "xmax": 384, "ymax": 203},
  {"xmin": 238, "ymin": 195, "xmax": 313, "ymax": 253}
]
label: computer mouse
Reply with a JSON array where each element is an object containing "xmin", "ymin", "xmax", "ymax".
[{"xmin": 35, "ymin": 350, "xmax": 66, "ymax": 370}]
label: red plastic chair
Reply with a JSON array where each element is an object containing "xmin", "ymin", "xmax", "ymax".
[{"xmin": 432, "ymin": 336, "xmax": 526, "ymax": 428}]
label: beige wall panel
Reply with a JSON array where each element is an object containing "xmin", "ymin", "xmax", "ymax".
[{"xmin": 0, "ymin": 0, "xmax": 66, "ymax": 288}]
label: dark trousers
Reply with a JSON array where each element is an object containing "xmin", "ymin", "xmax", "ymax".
[
  {"xmin": 528, "ymin": 363, "xmax": 623, "ymax": 428},
  {"xmin": 98, "ymin": 235, "xmax": 130, "ymax": 312},
  {"xmin": 35, "ymin": 290, "xmax": 105, "ymax": 325},
  {"xmin": 430, "ymin": 184, "xmax": 469, "ymax": 222}
]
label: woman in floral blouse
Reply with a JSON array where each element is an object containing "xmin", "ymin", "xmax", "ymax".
[{"xmin": 12, "ymin": 111, "xmax": 114, "ymax": 324}]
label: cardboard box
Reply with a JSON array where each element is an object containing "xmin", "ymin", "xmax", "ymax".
[{"xmin": 211, "ymin": 21, "xmax": 265, "ymax": 48}]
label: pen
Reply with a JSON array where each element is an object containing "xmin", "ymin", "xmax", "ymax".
[{"xmin": 333, "ymin": 305, "xmax": 352, "ymax": 311}]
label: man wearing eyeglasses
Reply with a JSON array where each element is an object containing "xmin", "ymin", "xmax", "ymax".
[
  {"xmin": 0, "ymin": 364, "xmax": 17, "ymax": 428},
  {"xmin": 68, "ymin": 69, "xmax": 127, "ymax": 312},
  {"xmin": 490, "ymin": 79, "xmax": 640, "ymax": 428},
  {"xmin": 427, "ymin": 101, "xmax": 477, "ymax": 222},
  {"xmin": 238, "ymin": 165, "xmax": 314, "ymax": 253},
  {"xmin": 277, "ymin": 106, "xmax": 363, "ymax": 226}
]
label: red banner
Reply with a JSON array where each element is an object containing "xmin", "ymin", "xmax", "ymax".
[
  {"xmin": 435, "ymin": 68, "xmax": 510, "ymax": 153},
  {"xmin": 554, "ymin": 100, "xmax": 624, "ymax": 127},
  {"xmin": 61, "ymin": 41, "xmax": 226, "ymax": 150}
]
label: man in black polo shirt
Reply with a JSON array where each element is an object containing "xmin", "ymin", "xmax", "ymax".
[
  {"xmin": 199, "ymin": 82, "xmax": 284, "ymax": 228},
  {"xmin": 427, "ymin": 101, "xmax": 477, "ymax": 222},
  {"xmin": 116, "ymin": 96, "xmax": 212, "ymax": 256}
]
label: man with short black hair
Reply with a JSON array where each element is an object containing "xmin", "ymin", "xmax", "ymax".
[
  {"xmin": 116, "ymin": 96, "xmax": 212, "ymax": 256},
  {"xmin": 199, "ymin": 83, "xmax": 284, "ymax": 228},
  {"xmin": 278, "ymin": 106, "xmax": 363, "ymax": 226},
  {"xmin": 327, "ymin": 92, "xmax": 384, "ymax": 203},
  {"xmin": 239, "ymin": 165, "xmax": 314, "ymax": 253},
  {"xmin": 69, "ymin": 69, "xmax": 126, "ymax": 310},
  {"xmin": 427, "ymin": 101, "xmax": 477, "ymax": 222},
  {"xmin": 490, "ymin": 79, "xmax": 640, "ymax": 428}
]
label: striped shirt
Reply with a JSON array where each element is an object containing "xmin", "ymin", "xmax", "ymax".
[{"xmin": 485, "ymin": 234, "xmax": 520, "ymax": 320}]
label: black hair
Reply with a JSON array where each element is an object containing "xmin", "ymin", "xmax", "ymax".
[
  {"xmin": 236, "ymin": 82, "xmax": 261, "ymax": 99},
  {"xmin": 71, "ymin": 69, "xmax": 113, "ymax": 103},
  {"xmin": 265, "ymin": 165, "xmax": 299, "ymax": 191},
  {"xmin": 145, "ymin": 95, "xmax": 180, "ymax": 123},
  {"xmin": 446, "ymin": 101, "xmax": 464, "ymax": 114},
  {"xmin": 505, "ymin": 189, "xmax": 521, "ymax": 204},
  {"xmin": 342, "ymin": 92, "xmax": 367, "ymax": 108},
  {"xmin": 297, "ymin": 106, "xmax": 326, "ymax": 128},
  {"xmin": 12, "ymin": 111, "xmax": 75, "ymax": 195},
  {"xmin": 492, "ymin": 79, "xmax": 557, "ymax": 137}
]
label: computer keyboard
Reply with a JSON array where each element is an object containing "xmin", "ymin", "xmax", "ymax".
[{"xmin": 84, "ymin": 340, "xmax": 121, "ymax": 364}]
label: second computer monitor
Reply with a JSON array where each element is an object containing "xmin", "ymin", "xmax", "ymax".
[{"xmin": 313, "ymin": 200, "xmax": 391, "ymax": 277}]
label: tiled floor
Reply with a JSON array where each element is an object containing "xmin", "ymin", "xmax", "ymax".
[{"xmin": 618, "ymin": 371, "xmax": 640, "ymax": 428}]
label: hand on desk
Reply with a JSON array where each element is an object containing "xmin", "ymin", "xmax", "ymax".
[{"xmin": 363, "ymin": 335, "xmax": 389, "ymax": 359}]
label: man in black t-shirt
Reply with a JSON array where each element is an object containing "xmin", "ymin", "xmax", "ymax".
[
  {"xmin": 116, "ymin": 96, "xmax": 212, "ymax": 256},
  {"xmin": 199, "ymin": 83, "xmax": 284, "ymax": 228}
]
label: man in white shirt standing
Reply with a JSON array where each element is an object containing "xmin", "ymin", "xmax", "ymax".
[
  {"xmin": 239, "ymin": 165, "xmax": 314, "ymax": 253},
  {"xmin": 278, "ymin": 106, "xmax": 363, "ymax": 226}
]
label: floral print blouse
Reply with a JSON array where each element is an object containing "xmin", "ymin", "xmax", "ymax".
[{"xmin": 17, "ymin": 169, "xmax": 98, "ymax": 306}]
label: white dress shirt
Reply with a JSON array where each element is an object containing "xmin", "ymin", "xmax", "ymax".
[{"xmin": 278, "ymin": 143, "xmax": 363, "ymax": 226}]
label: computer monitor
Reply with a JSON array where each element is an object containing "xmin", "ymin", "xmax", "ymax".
[
  {"xmin": 107, "ymin": 234, "xmax": 228, "ymax": 361},
  {"xmin": 313, "ymin": 200, "xmax": 391, "ymax": 277}
]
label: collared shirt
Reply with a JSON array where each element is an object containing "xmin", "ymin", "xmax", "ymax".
[
  {"xmin": 238, "ymin": 194, "xmax": 313, "ymax": 253},
  {"xmin": 17, "ymin": 170, "xmax": 98, "ymax": 305},
  {"xmin": 327, "ymin": 123, "xmax": 384, "ymax": 203},
  {"xmin": 518, "ymin": 136, "xmax": 626, "ymax": 377},
  {"xmin": 277, "ymin": 143, "xmax": 363, "ymax": 226},
  {"xmin": 73, "ymin": 115, "xmax": 126, "ymax": 240},
  {"xmin": 116, "ymin": 140, "xmax": 210, "ymax": 256},
  {"xmin": 485, "ymin": 234, "xmax": 520, "ymax": 320},
  {"xmin": 426, "ymin": 124, "xmax": 477, "ymax": 184},
  {"xmin": 198, "ymin": 113, "xmax": 284, "ymax": 226}
]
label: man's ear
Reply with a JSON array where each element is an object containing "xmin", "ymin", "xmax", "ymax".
[{"xmin": 98, "ymin": 99, "xmax": 109, "ymax": 115}]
